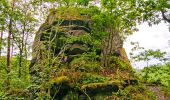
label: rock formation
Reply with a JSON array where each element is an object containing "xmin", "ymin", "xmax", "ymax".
[{"xmin": 29, "ymin": 7, "xmax": 133, "ymax": 99}]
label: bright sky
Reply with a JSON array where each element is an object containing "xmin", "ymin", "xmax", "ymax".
[{"xmin": 124, "ymin": 22, "xmax": 170, "ymax": 69}]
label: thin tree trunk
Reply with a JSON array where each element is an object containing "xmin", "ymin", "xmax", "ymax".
[
  {"xmin": 0, "ymin": 31, "xmax": 3, "ymax": 57},
  {"xmin": 101, "ymin": 27, "xmax": 123, "ymax": 67},
  {"xmin": 6, "ymin": 0, "xmax": 15, "ymax": 90},
  {"xmin": 6, "ymin": 19, "xmax": 12, "ymax": 89},
  {"xmin": 161, "ymin": 10, "xmax": 170, "ymax": 23},
  {"xmin": 10, "ymin": 37, "xmax": 13, "ymax": 59},
  {"xmin": 18, "ymin": 48, "xmax": 22, "ymax": 78},
  {"xmin": 18, "ymin": 27, "xmax": 25, "ymax": 78}
]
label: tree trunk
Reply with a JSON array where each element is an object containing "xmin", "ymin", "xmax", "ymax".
[
  {"xmin": 10, "ymin": 37, "xmax": 13, "ymax": 59},
  {"xmin": 6, "ymin": 19, "xmax": 12, "ymax": 89},
  {"xmin": 6, "ymin": 0, "xmax": 15, "ymax": 90},
  {"xmin": 0, "ymin": 31, "xmax": 3, "ymax": 57},
  {"xmin": 18, "ymin": 49, "xmax": 22, "ymax": 78},
  {"xmin": 101, "ymin": 28, "xmax": 123, "ymax": 67},
  {"xmin": 18, "ymin": 27, "xmax": 25, "ymax": 78}
]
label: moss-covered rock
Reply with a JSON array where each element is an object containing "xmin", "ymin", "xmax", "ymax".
[
  {"xmin": 29, "ymin": 7, "xmax": 134, "ymax": 99},
  {"xmin": 81, "ymin": 80, "xmax": 122, "ymax": 90},
  {"xmin": 49, "ymin": 76, "xmax": 70, "ymax": 85}
]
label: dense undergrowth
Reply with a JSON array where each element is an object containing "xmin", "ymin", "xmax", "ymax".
[
  {"xmin": 0, "ymin": 57, "xmax": 30, "ymax": 99},
  {"xmin": 138, "ymin": 63, "xmax": 170, "ymax": 87},
  {"xmin": 0, "ymin": 56, "xmax": 160, "ymax": 100},
  {"xmin": 136, "ymin": 63, "xmax": 170, "ymax": 98}
]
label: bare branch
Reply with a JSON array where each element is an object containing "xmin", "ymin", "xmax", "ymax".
[{"xmin": 161, "ymin": 10, "xmax": 170, "ymax": 23}]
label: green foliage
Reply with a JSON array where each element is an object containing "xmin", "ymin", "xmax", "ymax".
[
  {"xmin": 80, "ymin": 6, "xmax": 100, "ymax": 15},
  {"xmin": 44, "ymin": 0, "xmax": 93, "ymax": 7},
  {"xmin": 81, "ymin": 73, "xmax": 111, "ymax": 84},
  {"xmin": 0, "ymin": 56, "xmax": 30, "ymax": 99},
  {"xmin": 77, "ymin": 0, "xmax": 92, "ymax": 6},
  {"xmin": 110, "ymin": 56, "xmax": 129, "ymax": 70},
  {"xmin": 112, "ymin": 85, "xmax": 156, "ymax": 100},
  {"xmin": 65, "ymin": 33, "xmax": 93, "ymax": 45},
  {"xmin": 138, "ymin": 63, "xmax": 170, "ymax": 87},
  {"xmin": 133, "ymin": 49, "xmax": 167, "ymax": 62},
  {"xmin": 136, "ymin": 63, "xmax": 170, "ymax": 99},
  {"xmin": 141, "ymin": 0, "xmax": 170, "ymax": 24},
  {"xmin": 131, "ymin": 49, "xmax": 167, "ymax": 66},
  {"xmin": 100, "ymin": 0, "xmax": 143, "ymax": 36},
  {"xmin": 69, "ymin": 48, "xmax": 101, "ymax": 72},
  {"xmin": 0, "ymin": 0, "xmax": 8, "ymax": 28}
]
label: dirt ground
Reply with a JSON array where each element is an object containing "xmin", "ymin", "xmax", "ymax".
[{"xmin": 148, "ymin": 86, "xmax": 170, "ymax": 100}]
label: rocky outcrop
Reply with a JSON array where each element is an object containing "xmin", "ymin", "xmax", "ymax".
[
  {"xmin": 30, "ymin": 8, "xmax": 93, "ymax": 75},
  {"xmin": 29, "ymin": 7, "xmax": 133, "ymax": 99}
]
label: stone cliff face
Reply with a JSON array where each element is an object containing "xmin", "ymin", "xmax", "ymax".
[
  {"xmin": 30, "ymin": 9, "xmax": 94, "ymax": 75},
  {"xmin": 29, "ymin": 8, "xmax": 133, "ymax": 99}
]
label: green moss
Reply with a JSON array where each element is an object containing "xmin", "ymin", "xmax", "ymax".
[
  {"xmin": 81, "ymin": 73, "xmax": 112, "ymax": 84},
  {"xmin": 55, "ymin": 7, "xmax": 91, "ymax": 20},
  {"xmin": 81, "ymin": 80, "xmax": 122, "ymax": 90},
  {"xmin": 49, "ymin": 76, "xmax": 70, "ymax": 85}
]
